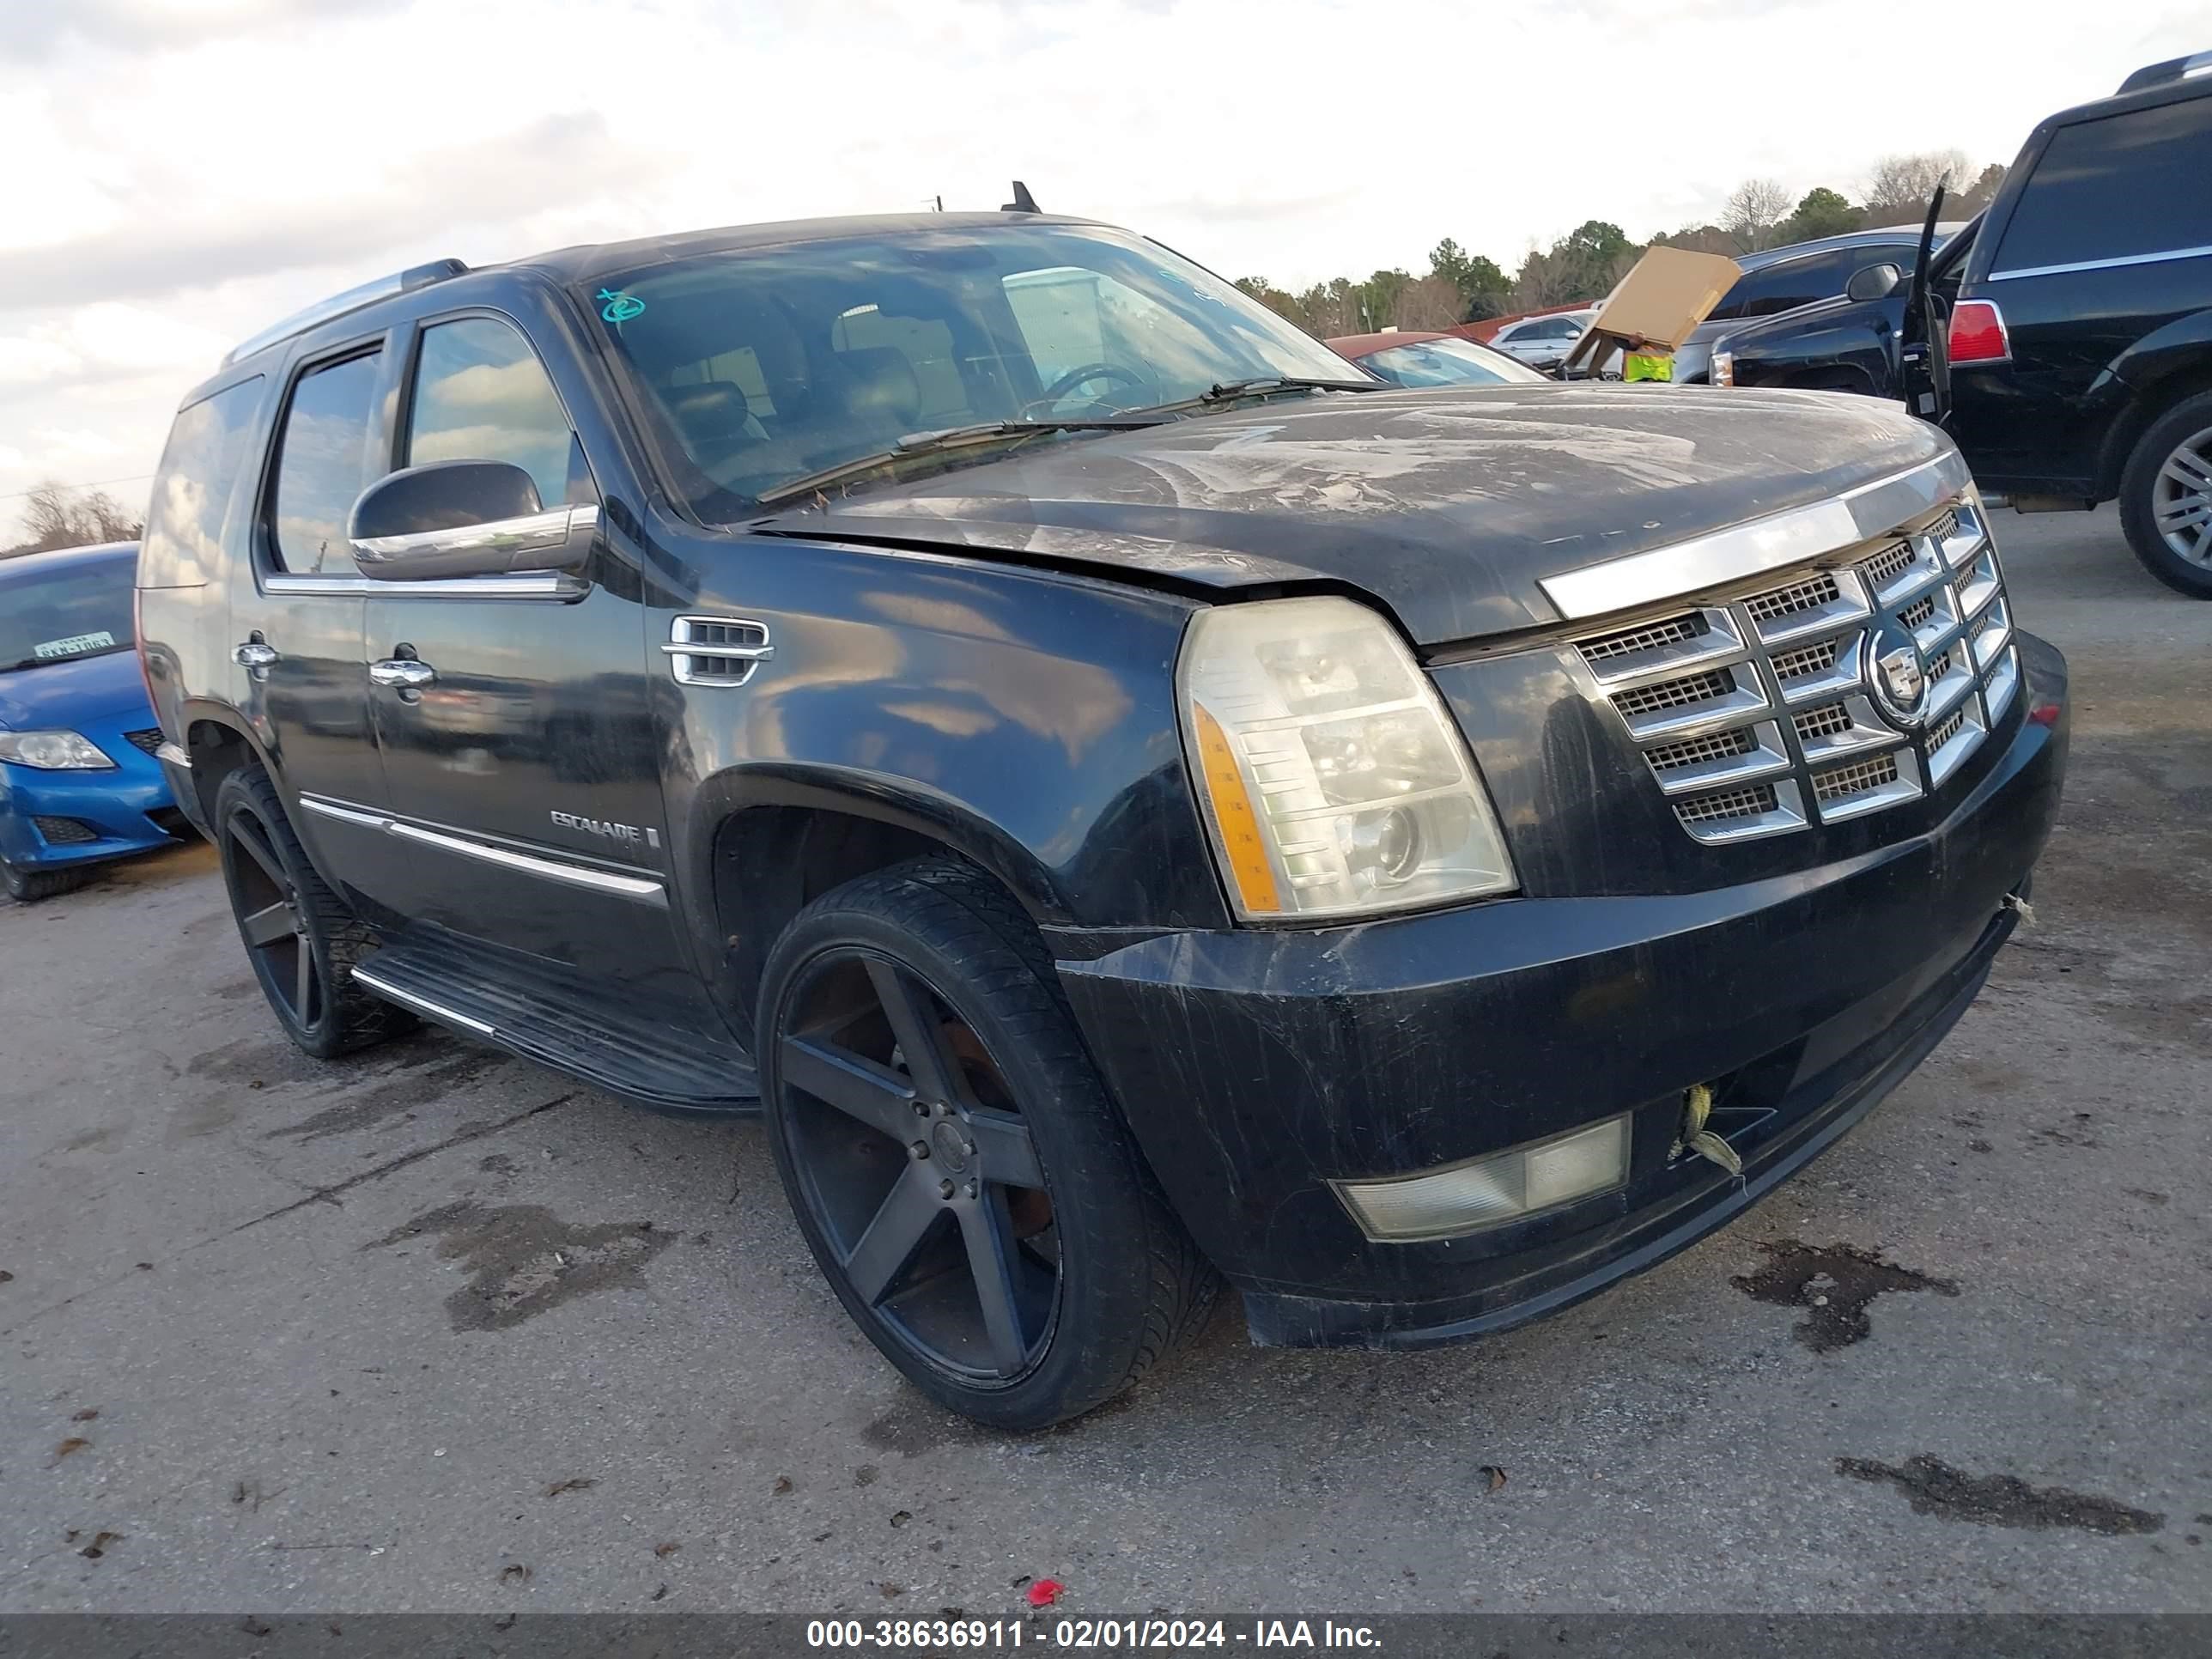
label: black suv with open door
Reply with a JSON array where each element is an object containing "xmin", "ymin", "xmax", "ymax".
[
  {"xmin": 1713, "ymin": 52, "xmax": 2212, "ymax": 595},
  {"xmin": 137, "ymin": 210, "xmax": 2066, "ymax": 1427}
]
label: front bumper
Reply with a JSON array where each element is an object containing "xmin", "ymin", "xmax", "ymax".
[
  {"xmin": 0, "ymin": 749, "xmax": 185, "ymax": 872},
  {"xmin": 1058, "ymin": 634, "xmax": 2068, "ymax": 1347}
]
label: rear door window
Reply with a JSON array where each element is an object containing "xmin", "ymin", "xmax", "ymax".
[
  {"xmin": 1710, "ymin": 249, "xmax": 1870, "ymax": 322},
  {"xmin": 268, "ymin": 350, "xmax": 386, "ymax": 575},
  {"xmin": 140, "ymin": 376, "xmax": 264, "ymax": 587},
  {"xmin": 404, "ymin": 316, "xmax": 580, "ymax": 509},
  {"xmin": 1996, "ymin": 100, "xmax": 2212, "ymax": 272}
]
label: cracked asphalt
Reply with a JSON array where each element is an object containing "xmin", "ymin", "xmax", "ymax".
[{"xmin": 3, "ymin": 511, "xmax": 2208, "ymax": 1615}]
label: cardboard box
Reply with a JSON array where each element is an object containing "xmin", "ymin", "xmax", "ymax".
[{"xmin": 1587, "ymin": 246, "xmax": 1741, "ymax": 351}]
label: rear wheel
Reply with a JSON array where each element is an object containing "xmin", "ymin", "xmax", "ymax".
[
  {"xmin": 757, "ymin": 857, "xmax": 1215, "ymax": 1430},
  {"xmin": 2119, "ymin": 391, "xmax": 2212, "ymax": 598},
  {"xmin": 3, "ymin": 858, "xmax": 97, "ymax": 902},
  {"xmin": 214, "ymin": 764, "xmax": 410, "ymax": 1058}
]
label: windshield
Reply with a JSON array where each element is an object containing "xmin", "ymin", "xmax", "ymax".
[
  {"xmin": 1359, "ymin": 337, "xmax": 1543, "ymax": 388},
  {"xmin": 584, "ymin": 222, "xmax": 1376, "ymax": 519},
  {"xmin": 0, "ymin": 555, "xmax": 137, "ymax": 672}
]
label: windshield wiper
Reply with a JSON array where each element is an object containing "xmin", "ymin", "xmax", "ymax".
[
  {"xmin": 1131, "ymin": 375, "xmax": 1386, "ymax": 417},
  {"xmin": 754, "ymin": 418, "xmax": 1163, "ymax": 509}
]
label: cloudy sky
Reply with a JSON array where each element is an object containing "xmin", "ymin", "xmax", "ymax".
[{"xmin": 2, "ymin": 0, "xmax": 2203, "ymax": 539}]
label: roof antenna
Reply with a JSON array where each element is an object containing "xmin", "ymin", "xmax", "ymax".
[{"xmin": 1001, "ymin": 180, "xmax": 1040, "ymax": 213}]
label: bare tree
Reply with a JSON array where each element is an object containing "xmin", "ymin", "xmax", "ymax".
[
  {"xmin": 1863, "ymin": 149, "xmax": 1971, "ymax": 224},
  {"xmin": 1392, "ymin": 276, "xmax": 1466, "ymax": 331},
  {"xmin": 8, "ymin": 481, "xmax": 143, "ymax": 556},
  {"xmin": 1721, "ymin": 179, "xmax": 1793, "ymax": 253}
]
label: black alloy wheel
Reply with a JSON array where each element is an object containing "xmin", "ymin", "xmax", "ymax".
[
  {"xmin": 214, "ymin": 764, "xmax": 408, "ymax": 1058},
  {"xmin": 757, "ymin": 857, "xmax": 1214, "ymax": 1430}
]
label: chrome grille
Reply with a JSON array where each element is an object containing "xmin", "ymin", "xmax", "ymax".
[
  {"xmin": 1769, "ymin": 639, "xmax": 1837, "ymax": 682},
  {"xmin": 1614, "ymin": 668, "xmax": 1733, "ymax": 718},
  {"xmin": 1744, "ymin": 573, "xmax": 1838, "ymax": 624},
  {"xmin": 1857, "ymin": 539, "xmax": 1915, "ymax": 589},
  {"xmin": 1814, "ymin": 752, "xmax": 1899, "ymax": 801},
  {"xmin": 1792, "ymin": 702, "xmax": 1852, "ymax": 741},
  {"xmin": 1581, "ymin": 614, "xmax": 1704, "ymax": 661},
  {"xmin": 1676, "ymin": 782, "xmax": 1779, "ymax": 825},
  {"xmin": 1646, "ymin": 728, "xmax": 1754, "ymax": 771},
  {"xmin": 1573, "ymin": 495, "xmax": 2021, "ymax": 843}
]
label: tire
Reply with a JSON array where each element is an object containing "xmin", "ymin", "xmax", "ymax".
[
  {"xmin": 3, "ymin": 858, "xmax": 98, "ymax": 902},
  {"xmin": 2118, "ymin": 389, "xmax": 2212, "ymax": 598},
  {"xmin": 756, "ymin": 856, "xmax": 1216, "ymax": 1430},
  {"xmin": 213, "ymin": 763, "xmax": 411, "ymax": 1058}
]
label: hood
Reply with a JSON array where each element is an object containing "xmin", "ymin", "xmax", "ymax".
[
  {"xmin": 0, "ymin": 648, "xmax": 151, "ymax": 731},
  {"xmin": 759, "ymin": 382, "xmax": 1951, "ymax": 645}
]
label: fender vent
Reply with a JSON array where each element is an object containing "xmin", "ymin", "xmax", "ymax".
[{"xmin": 665, "ymin": 616, "xmax": 775, "ymax": 686}]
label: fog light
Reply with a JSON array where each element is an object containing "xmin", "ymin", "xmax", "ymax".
[{"xmin": 1333, "ymin": 1115, "xmax": 1631, "ymax": 1243}]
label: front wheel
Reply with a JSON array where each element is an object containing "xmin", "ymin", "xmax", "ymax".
[
  {"xmin": 757, "ymin": 857, "xmax": 1215, "ymax": 1430},
  {"xmin": 214, "ymin": 764, "xmax": 410, "ymax": 1058},
  {"xmin": 2118, "ymin": 390, "xmax": 2212, "ymax": 598},
  {"xmin": 3, "ymin": 858, "xmax": 97, "ymax": 902}
]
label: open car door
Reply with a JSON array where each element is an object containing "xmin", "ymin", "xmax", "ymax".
[{"xmin": 1898, "ymin": 185, "xmax": 1952, "ymax": 427}]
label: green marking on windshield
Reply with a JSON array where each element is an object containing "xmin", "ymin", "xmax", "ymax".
[{"xmin": 598, "ymin": 289, "xmax": 646, "ymax": 324}]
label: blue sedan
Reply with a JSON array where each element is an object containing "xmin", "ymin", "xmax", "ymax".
[{"xmin": 0, "ymin": 542, "xmax": 190, "ymax": 901}]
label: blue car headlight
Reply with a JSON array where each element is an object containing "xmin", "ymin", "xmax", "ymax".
[{"xmin": 0, "ymin": 730, "xmax": 116, "ymax": 770}]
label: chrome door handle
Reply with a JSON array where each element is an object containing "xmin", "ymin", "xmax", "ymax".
[
  {"xmin": 368, "ymin": 659, "xmax": 436, "ymax": 689},
  {"xmin": 234, "ymin": 641, "xmax": 280, "ymax": 669}
]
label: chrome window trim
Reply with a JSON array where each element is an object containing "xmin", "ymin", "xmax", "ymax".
[
  {"xmin": 1987, "ymin": 244, "xmax": 2212, "ymax": 283},
  {"xmin": 1539, "ymin": 453, "xmax": 1972, "ymax": 621},
  {"xmin": 349, "ymin": 965, "xmax": 497, "ymax": 1036},
  {"xmin": 261, "ymin": 571, "xmax": 588, "ymax": 599},
  {"xmin": 297, "ymin": 794, "xmax": 665, "ymax": 904}
]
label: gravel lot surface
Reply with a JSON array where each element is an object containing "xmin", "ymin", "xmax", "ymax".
[{"xmin": 3, "ymin": 510, "xmax": 2207, "ymax": 1615}]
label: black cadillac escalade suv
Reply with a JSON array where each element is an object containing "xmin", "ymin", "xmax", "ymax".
[{"xmin": 136, "ymin": 211, "xmax": 2067, "ymax": 1427}]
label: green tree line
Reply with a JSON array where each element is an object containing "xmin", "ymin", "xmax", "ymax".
[{"xmin": 1234, "ymin": 152, "xmax": 2007, "ymax": 337}]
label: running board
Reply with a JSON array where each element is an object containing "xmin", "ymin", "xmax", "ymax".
[{"xmin": 351, "ymin": 933, "xmax": 758, "ymax": 1116}]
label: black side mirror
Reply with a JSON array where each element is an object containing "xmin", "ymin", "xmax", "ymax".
[
  {"xmin": 1844, "ymin": 262, "xmax": 1905, "ymax": 303},
  {"xmin": 347, "ymin": 460, "xmax": 598, "ymax": 582}
]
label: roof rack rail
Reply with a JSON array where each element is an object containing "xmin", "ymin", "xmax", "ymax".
[
  {"xmin": 2118, "ymin": 50, "xmax": 2212, "ymax": 94},
  {"xmin": 222, "ymin": 258, "xmax": 470, "ymax": 367}
]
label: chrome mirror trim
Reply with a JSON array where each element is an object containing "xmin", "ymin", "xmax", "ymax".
[{"xmin": 350, "ymin": 502, "xmax": 599, "ymax": 580}]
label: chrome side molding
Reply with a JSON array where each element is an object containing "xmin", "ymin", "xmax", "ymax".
[
  {"xmin": 262, "ymin": 571, "xmax": 589, "ymax": 600},
  {"xmin": 297, "ymin": 794, "xmax": 666, "ymax": 905}
]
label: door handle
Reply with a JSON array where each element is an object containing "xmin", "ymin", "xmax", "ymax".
[
  {"xmin": 234, "ymin": 641, "xmax": 280, "ymax": 670},
  {"xmin": 368, "ymin": 659, "xmax": 437, "ymax": 690}
]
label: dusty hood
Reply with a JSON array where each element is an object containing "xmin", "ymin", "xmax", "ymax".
[{"xmin": 757, "ymin": 382, "xmax": 1952, "ymax": 645}]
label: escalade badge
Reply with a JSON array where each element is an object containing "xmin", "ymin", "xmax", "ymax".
[{"xmin": 1865, "ymin": 623, "xmax": 1928, "ymax": 727}]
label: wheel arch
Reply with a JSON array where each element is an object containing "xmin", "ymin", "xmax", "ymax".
[
  {"xmin": 179, "ymin": 704, "xmax": 273, "ymax": 835},
  {"xmin": 2094, "ymin": 325, "xmax": 2212, "ymax": 499},
  {"xmin": 690, "ymin": 766, "xmax": 1073, "ymax": 1049}
]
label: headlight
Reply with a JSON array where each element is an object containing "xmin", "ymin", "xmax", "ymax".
[
  {"xmin": 1710, "ymin": 349, "xmax": 1735, "ymax": 387},
  {"xmin": 1178, "ymin": 595, "xmax": 1516, "ymax": 921},
  {"xmin": 0, "ymin": 730, "xmax": 116, "ymax": 770}
]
